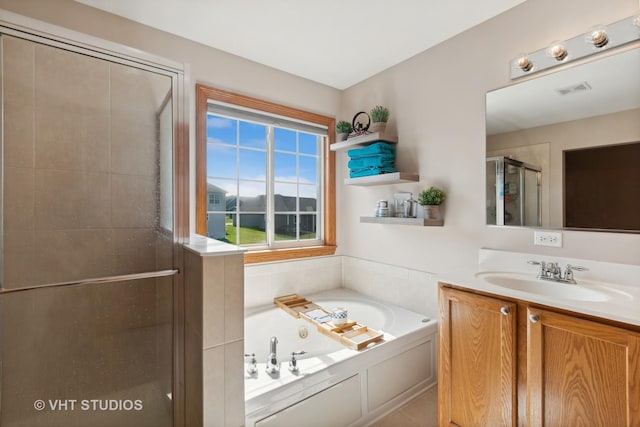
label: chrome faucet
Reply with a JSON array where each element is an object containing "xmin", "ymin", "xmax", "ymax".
[
  {"xmin": 265, "ymin": 336, "xmax": 280, "ymax": 375},
  {"xmin": 528, "ymin": 260, "xmax": 588, "ymax": 284}
]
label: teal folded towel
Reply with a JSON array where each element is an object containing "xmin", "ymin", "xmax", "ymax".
[
  {"xmin": 348, "ymin": 154, "xmax": 395, "ymax": 169},
  {"xmin": 349, "ymin": 166, "xmax": 397, "ymax": 178},
  {"xmin": 348, "ymin": 142, "xmax": 396, "ymax": 158}
]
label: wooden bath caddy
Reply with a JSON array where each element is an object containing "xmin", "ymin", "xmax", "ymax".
[{"xmin": 274, "ymin": 294, "xmax": 384, "ymax": 350}]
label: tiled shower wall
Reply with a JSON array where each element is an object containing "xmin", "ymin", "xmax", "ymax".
[
  {"xmin": 1, "ymin": 35, "xmax": 174, "ymax": 426},
  {"xmin": 244, "ymin": 256, "xmax": 439, "ymax": 318},
  {"xmin": 1, "ymin": 35, "xmax": 173, "ymax": 287}
]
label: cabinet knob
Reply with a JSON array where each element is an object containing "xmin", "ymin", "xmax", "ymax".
[
  {"xmin": 500, "ymin": 306, "xmax": 510, "ymax": 316},
  {"xmin": 529, "ymin": 314, "xmax": 540, "ymax": 323}
]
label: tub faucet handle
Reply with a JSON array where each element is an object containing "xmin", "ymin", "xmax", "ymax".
[
  {"xmin": 288, "ymin": 351, "xmax": 307, "ymax": 373},
  {"xmin": 244, "ymin": 353, "xmax": 257, "ymax": 375}
]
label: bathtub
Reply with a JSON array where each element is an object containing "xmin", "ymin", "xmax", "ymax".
[{"xmin": 244, "ymin": 288, "xmax": 438, "ymax": 427}]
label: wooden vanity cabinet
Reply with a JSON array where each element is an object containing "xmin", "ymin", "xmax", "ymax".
[
  {"xmin": 527, "ymin": 307, "xmax": 640, "ymax": 427},
  {"xmin": 439, "ymin": 283, "xmax": 640, "ymax": 427},
  {"xmin": 438, "ymin": 286, "xmax": 517, "ymax": 426}
]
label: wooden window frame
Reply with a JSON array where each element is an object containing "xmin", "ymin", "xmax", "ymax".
[{"xmin": 196, "ymin": 84, "xmax": 336, "ymax": 264}]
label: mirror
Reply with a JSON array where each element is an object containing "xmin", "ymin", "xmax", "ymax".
[{"xmin": 485, "ymin": 47, "xmax": 640, "ymax": 232}]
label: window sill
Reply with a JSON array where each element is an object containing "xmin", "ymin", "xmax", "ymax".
[{"xmin": 244, "ymin": 245, "xmax": 337, "ymax": 264}]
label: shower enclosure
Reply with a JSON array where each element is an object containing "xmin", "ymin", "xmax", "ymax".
[
  {"xmin": 486, "ymin": 156, "xmax": 542, "ymax": 227},
  {"xmin": 0, "ymin": 13, "xmax": 188, "ymax": 427}
]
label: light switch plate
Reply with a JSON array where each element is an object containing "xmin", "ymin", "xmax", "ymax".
[{"xmin": 534, "ymin": 231, "xmax": 563, "ymax": 247}]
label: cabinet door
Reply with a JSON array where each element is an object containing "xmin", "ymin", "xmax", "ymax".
[
  {"xmin": 527, "ymin": 308, "xmax": 640, "ymax": 427},
  {"xmin": 439, "ymin": 286, "xmax": 517, "ymax": 426}
]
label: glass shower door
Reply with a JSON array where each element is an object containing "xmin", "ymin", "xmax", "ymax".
[{"xmin": 0, "ymin": 34, "xmax": 176, "ymax": 427}]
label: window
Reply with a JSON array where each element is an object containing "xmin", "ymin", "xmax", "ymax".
[{"xmin": 196, "ymin": 85, "xmax": 336, "ymax": 263}]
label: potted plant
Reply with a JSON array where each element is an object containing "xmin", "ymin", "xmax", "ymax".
[
  {"xmin": 417, "ymin": 186, "xmax": 446, "ymax": 220},
  {"xmin": 336, "ymin": 120, "xmax": 353, "ymax": 141},
  {"xmin": 369, "ymin": 105, "xmax": 389, "ymax": 133}
]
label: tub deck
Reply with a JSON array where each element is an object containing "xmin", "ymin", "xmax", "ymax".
[{"xmin": 244, "ymin": 288, "xmax": 438, "ymax": 426}]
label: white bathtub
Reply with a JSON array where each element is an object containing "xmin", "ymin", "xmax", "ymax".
[{"xmin": 244, "ymin": 288, "xmax": 438, "ymax": 427}]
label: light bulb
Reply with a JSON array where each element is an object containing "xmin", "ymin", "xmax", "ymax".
[
  {"xmin": 515, "ymin": 55, "xmax": 533, "ymax": 72},
  {"xmin": 547, "ymin": 42, "xmax": 568, "ymax": 61},
  {"xmin": 586, "ymin": 25, "xmax": 609, "ymax": 48}
]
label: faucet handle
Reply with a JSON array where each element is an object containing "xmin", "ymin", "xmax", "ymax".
[
  {"xmin": 563, "ymin": 264, "xmax": 588, "ymax": 283},
  {"xmin": 244, "ymin": 353, "xmax": 258, "ymax": 375},
  {"xmin": 288, "ymin": 351, "xmax": 307, "ymax": 372},
  {"xmin": 528, "ymin": 260, "xmax": 547, "ymax": 278}
]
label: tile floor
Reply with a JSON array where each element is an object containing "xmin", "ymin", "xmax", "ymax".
[{"xmin": 371, "ymin": 386, "xmax": 438, "ymax": 427}]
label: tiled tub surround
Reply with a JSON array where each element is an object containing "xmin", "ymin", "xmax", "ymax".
[
  {"xmin": 244, "ymin": 256, "xmax": 342, "ymax": 308},
  {"xmin": 244, "ymin": 256, "xmax": 439, "ymax": 317},
  {"xmin": 244, "ymin": 288, "xmax": 438, "ymax": 427}
]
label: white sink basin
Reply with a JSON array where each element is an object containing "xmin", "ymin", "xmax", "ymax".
[{"xmin": 474, "ymin": 271, "xmax": 630, "ymax": 302}]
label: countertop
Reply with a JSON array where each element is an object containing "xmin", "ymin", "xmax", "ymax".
[
  {"xmin": 438, "ymin": 268, "xmax": 640, "ymax": 327},
  {"xmin": 183, "ymin": 234, "xmax": 247, "ymax": 257}
]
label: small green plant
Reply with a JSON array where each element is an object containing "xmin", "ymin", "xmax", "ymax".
[
  {"xmin": 417, "ymin": 186, "xmax": 446, "ymax": 206},
  {"xmin": 336, "ymin": 120, "xmax": 353, "ymax": 133},
  {"xmin": 369, "ymin": 105, "xmax": 389, "ymax": 123}
]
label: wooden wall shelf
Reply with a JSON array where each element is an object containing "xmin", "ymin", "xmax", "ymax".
[{"xmin": 360, "ymin": 216, "xmax": 444, "ymax": 226}]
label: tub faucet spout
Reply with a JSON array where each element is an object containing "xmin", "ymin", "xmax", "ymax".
[{"xmin": 266, "ymin": 336, "xmax": 280, "ymax": 375}]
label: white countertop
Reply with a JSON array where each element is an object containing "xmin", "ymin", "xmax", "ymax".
[
  {"xmin": 183, "ymin": 234, "xmax": 247, "ymax": 257},
  {"xmin": 438, "ymin": 249, "xmax": 640, "ymax": 327}
]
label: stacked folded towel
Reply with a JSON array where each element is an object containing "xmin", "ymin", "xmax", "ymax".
[{"xmin": 347, "ymin": 142, "xmax": 397, "ymax": 178}]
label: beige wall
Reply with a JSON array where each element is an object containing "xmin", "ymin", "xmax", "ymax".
[
  {"xmin": 340, "ymin": 0, "xmax": 640, "ymax": 271},
  {"xmin": 488, "ymin": 108, "xmax": 640, "ymax": 228}
]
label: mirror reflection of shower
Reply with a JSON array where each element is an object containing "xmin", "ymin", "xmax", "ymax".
[{"xmin": 486, "ymin": 156, "xmax": 541, "ymax": 226}]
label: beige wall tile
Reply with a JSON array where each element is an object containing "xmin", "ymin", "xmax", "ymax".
[
  {"xmin": 2, "ymin": 230, "xmax": 37, "ymax": 287},
  {"xmin": 111, "ymin": 117, "xmax": 158, "ymax": 176},
  {"xmin": 203, "ymin": 346, "xmax": 225, "ymax": 427},
  {"xmin": 111, "ymin": 173, "xmax": 157, "ymax": 228},
  {"xmin": 4, "ymin": 166, "xmax": 35, "ymax": 231},
  {"xmin": 184, "ymin": 251, "xmax": 203, "ymax": 340},
  {"xmin": 224, "ymin": 340, "xmax": 245, "ymax": 427},
  {"xmin": 33, "ymin": 229, "xmax": 113, "ymax": 284},
  {"xmin": 155, "ymin": 231, "xmax": 174, "ymax": 271},
  {"xmin": 111, "ymin": 228, "xmax": 158, "ymax": 274},
  {"xmin": 202, "ymin": 255, "xmax": 225, "ymax": 349},
  {"xmin": 224, "ymin": 254, "xmax": 244, "ymax": 343},
  {"xmin": 34, "ymin": 43, "xmax": 110, "ymax": 172},
  {"xmin": 2, "ymin": 36, "xmax": 35, "ymax": 169},
  {"xmin": 35, "ymin": 169, "xmax": 111, "ymax": 230},
  {"xmin": 110, "ymin": 62, "xmax": 171, "ymax": 122}
]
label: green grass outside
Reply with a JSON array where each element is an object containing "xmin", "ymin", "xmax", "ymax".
[{"xmin": 222, "ymin": 221, "xmax": 316, "ymax": 245}]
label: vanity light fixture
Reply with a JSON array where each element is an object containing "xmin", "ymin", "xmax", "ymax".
[
  {"xmin": 586, "ymin": 25, "xmax": 609, "ymax": 48},
  {"xmin": 510, "ymin": 15, "xmax": 640, "ymax": 79},
  {"xmin": 547, "ymin": 41, "xmax": 568, "ymax": 61}
]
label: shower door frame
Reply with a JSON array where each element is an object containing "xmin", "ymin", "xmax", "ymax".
[{"xmin": 0, "ymin": 10, "xmax": 190, "ymax": 427}]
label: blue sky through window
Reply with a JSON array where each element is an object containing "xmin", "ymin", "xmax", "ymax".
[{"xmin": 207, "ymin": 113, "xmax": 319, "ymax": 199}]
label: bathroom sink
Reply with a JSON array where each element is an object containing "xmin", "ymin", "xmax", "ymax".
[{"xmin": 474, "ymin": 271, "xmax": 613, "ymax": 302}]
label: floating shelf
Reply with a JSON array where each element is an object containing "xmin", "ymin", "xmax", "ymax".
[
  {"xmin": 344, "ymin": 172, "xmax": 419, "ymax": 186},
  {"xmin": 360, "ymin": 216, "xmax": 444, "ymax": 226},
  {"xmin": 330, "ymin": 131, "xmax": 397, "ymax": 151}
]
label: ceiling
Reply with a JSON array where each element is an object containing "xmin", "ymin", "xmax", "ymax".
[{"xmin": 74, "ymin": 0, "xmax": 526, "ymax": 89}]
